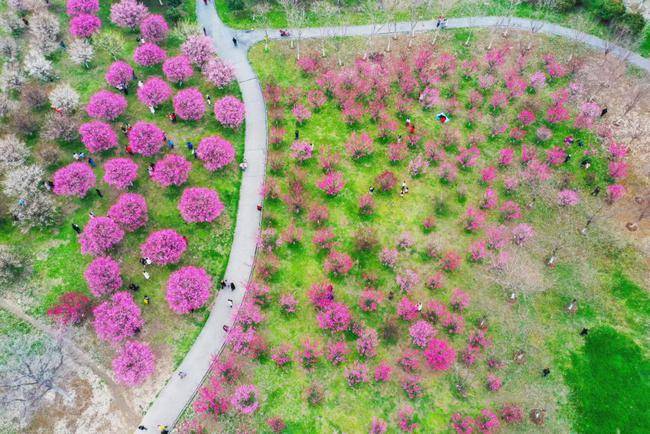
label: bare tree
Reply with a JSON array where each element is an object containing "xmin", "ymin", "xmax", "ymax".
[
  {"xmin": 381, "ymin": 0, "xmax": 401, "ymax": 52},
  {"xmin": 0, "ymin": 244, "xmax": 29, "ymax": 287},
  {"xmin": 623, "ymin": 83, "xmax": 649, "ymax": 116},
  {"xmin": 312, "ymin": 1, "xmax": 338, "ymax": 57},
  {"xmin": 406, "ymin": 0, "xmax": 428, "ymax": 47},
  {"xmin": 0, "ymin": 333, "xmax": 66, "ymax": 428},
  {"xmin": 362, "ymin": 0, "xmax": 386, "ymax": 59},
  {"xmin": 251, "ymin": 3, "xmax": 271, "ymax": 52},
  {"xmin": 279, "ymin": 0, "xmax": 306, "ymax": 59}
]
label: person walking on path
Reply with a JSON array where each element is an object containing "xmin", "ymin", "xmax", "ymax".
[
  {"xmin": 220, "ymin": 279, "xmax": 227, "ymax": 289},
  {"xmin": 232, "ymin": 36, "xmax": 238, "ymax": 47},
  {"xmin": 227, "ymin": 299, "xmax": 233, "ymax": 308},
  {"xmin": 230, "ymin": 282, "xmax": 236, "ymax": 291}
]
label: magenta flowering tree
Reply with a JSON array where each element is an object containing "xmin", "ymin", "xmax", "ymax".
[
  {"xmin": 345, "ymin": 132, "xmax": 373, "ymax": 160},
  {"xmin": 174, "ymin": 88, "xmax": 206, "ymax": 121},
  {"xmin": 324, "ymin": 250, "xmax": 353, "ymax": 276},
  {"xmin": 67, "ymin": 0, "xmax": 99, "ymax": 16},
  {"xmin": 162, "ymin": 55, "xmax": 194, "ymax": 85},
  {"xmin": 326, "ymin": 341, "xmax": 349, "ymax": 365},
  {"xmin": 230, "ymin": 384, "xmax": 259, "ymax": 415},
  {"xmin": 396, "ymin": 269, "xmax": 420, "ymax": 293},
  {"xmin": 424, "ymin": 338, "xmax": 456, "ymax": 371},
  {"xmin": 79, "ymin": 121, "xmax": 118, "ymax": 153},
  {"xmin": 110, "ymin": 0, "xmax": 149, "ymax": 30},
  {"xmin": 344, "ymin": 362, "xmax": 369, "ymax": 387},
  {"xmin": 53, "ymin": 162, "xmax": 96, "ymax": 198},
  {"xmin": 374, "ymin": 361, "xmax": 392, "ymax": 382},
  {"xmin": 290, "ymin": 140, "xmax": 314, "ymax": 162},
  {"xmin": 105, "ymin": 61, "xmax": 134, "ymax": 90},
  {"xmin": 84, "ymin": 256, "xmax": 122, "ymax": 297},
  {"xmin": 202, "ymin": 58, "xmax": 235, "ymax": 88},
  {"xmin": 79, "ymin": 217, "xmax": 125, "ymax": 255},
  {"xmin": 557, "ymin": 189, "xmax": 580, "ymax": 207},
  {"xmin": 606, "ymin": 184, "xmax": 625, "ymax": 204},
  {"xmin": 317, "ymin": 171, "xmax": 345, "ymax": 196},
  {"xmin": 140, "ymin": 229, "xmax": 187, "ymax": 265},
  {"xmin": 166, "ymin": 266, "xmax": 212, "ymax": 314},
  {"xmin": 139, "ymin": 14, "xmax": 168, "ymax": 43},
  {"xmin": 133, "ymin": 43, "xmax": 166, "ymax": 67},
  {"xmin": 128, "ymin": 121, "xmax": 164, "ymax": 157},
  {"xmin": 112, "ymin": 340, "xmax": 155, "ymax": 386},
  {"xmin": 409, "ymin": 320, "xmax": 435, "ymax": 348},
  {"xmin": 178, "ymin": 187, "xmax": 224, "ymax": 223},
  {"xmin": 103, "ymin": 158, "xmax": 138, "ymax": 190},
  {"xmin": 86, "ymin": 90, "xmax": 127, "ymax": 120},
  {"xmin": 356, "ymin": 328, "xmax": 379, "ymax": 358},
  {"xmin": 181, "ymin": 35, "xmax": 215, "ymax": 67},
  {"xmin": 279, "ymin": 293, "xmax": 297, "ymax": 313},
  {"xmin": 137, "ymin": 77, "xmax": 172, "ymax": 108},
  {"xmin": 196, "ymin": 136, "xmax": 235, "ymax": 171},
  {"xmin": 292, "ymin": 103, "xmax": 312, "ymax": 123},
  {"xmin": 214, "ymin": 95, "xmax": 245, "ymax": 128},
  {"xmin": 151, "ymin": 154, "xmax": 192, "ymax": 187},
  {"xmin": 316, "ymin": 302, "xmax": 351, "ymax": 333},
  {"xmin": 92, "ymin": 291, "xmax": 144, "ymax": 343},
  {"xmin": 69, "ymin": 14, "xmax": 101, "ymax": 38},
  {"xmin": 107, "ymin": 193, "xmax": 148, "ymax": 232},
  {"xmin": 396, "ymin": 405, "xmax": 418, "ymax": 432},
  {"xmin": 476, "ymin": 409, "xmax": 500, "ymax": 433}
]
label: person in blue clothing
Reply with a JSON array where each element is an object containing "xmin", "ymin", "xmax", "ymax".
[
  {"xmin": 88, "ymin": 157, "xmax": 96, "ymax": 168},
  {"xmin": 167, "ymin": 139, "xmax": 174, "ymax": 149},
  {"xmin": 186, "ymin": 141, "xmax": 194, "ymax": 151}
]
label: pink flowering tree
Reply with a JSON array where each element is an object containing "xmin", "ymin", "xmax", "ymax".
[
  {"xmin": 67, "ymin": 0, "xmax": 100, "ymax": 16},
  {"xmin": 292, "ymin": 104, "xmax": 312, "ymax": 123},
  {"xmin": 53, "ymin": 162, "xmax": 96, "ymax": 198},
  {"xmin": 69, "ymin": 14, "xmax": 101, "ymax": 39},
  {"xmin": 151, "ymin": 154, "xmax": 192, "ymax": 187},
  {"xmin": 166, "ymin": 266, "xmax": 212, "ymax": 314},
  {"xmin": 290, "ymin": 140, "xmax": 314, "ymax": 162},
  {"xmin": 196, "ymin": 136, "xmax": 235, "ymax": 171},
  {"xmin": 424, "ymin": 338, "xmax": 456, "ymax": 371},
  {"xmin": 324, "ymin": 250, "xmax": 353, "ymax": 276},
  {"xmin": 202, "ymin": 58, "xmax": 235, "ymax": 88},
  {"xmin": 103, "ymin": 158, "xmax": 138, "ymax": 190},
  {"xmin": 137, "ymin": 77, "xmax": 172, "ymax": 109},
  {"xmin": 133, "ymin": 43, "xmax": 166, "ymax": 67},
  {"xmin": 396, "ymin": 405, "xmax": 418, "ymax": 432},
  {"xmin": 110, "ymin": 0, "xmax": 149, "ymax": 30},
  {"xmin": 107, "ymin": 193, "xmax": 148, "ymax": 232},
  {"xmin": 317, "ymin": 171, "xmax": 345, "ymax": 196},
  {"xmin": 139, "ymin": 14, "xmax": 168, "ymax": 43},
  {"xmin": 128, "ymin": 121, "xmax": 164, "ymax": 157},
  {"xmin": 409, "ymin": 320, "xmax": 435, "ymax": 348},
  {"xmin": 140, "ymin": 229, "xmax": 187, "ymax": 265},
  {"xmin": 47, "ymin": 292, "xmax": 91, "ymax": 327},
  {"xmin": 162, "ymin": 55, "xmax": 194, "ymax": 85},
  {"xmin": 178, "ymin": 187, "xmax": 224, "ymax": 223},
  {"xmin": 86, "ymin": 90, "xmax": 127, "ymax": 120},
  {"xmin": 230, "ymin": 384, "xmax": 259, "ymax": 415},
  {"xmin": 214, "ymin": 95, "xmax": 245, "ymax": 128},
  {"xmin": 181, "ymin": 35, "xmax": 215, "ymax": 67},
  {"xmin": 105, "ymin": 61, "xmax": 134, "ymax": 90},
  {"xmin": 344, "ymin": 362, "xmax": 369, "ymax": 387},
  {"xmin": 557, "ymin": 189, "xmax": 580, "ymax": 207},
  {"xmin": 84, "ymin": 256, "xmax": 122, "ymax": 297},
  {"xmin": 112, "ymin": 340, "xmax": 155, "ymax": 386},
  {"xmin": 316, "ymin": 302, "xmax": 351, "ymax": 333},
  {"xmin": 79, "ymin": 121, "xmax": 118, "ymax": 153},
  {"xmin": 92, "ymin": 291, "xmax": 144, "ymax": 343},
  {"xmin": 174, "ymin": 88, "xmax": 206, "ymax": 121},
  {"xmin": 345, "ymin": 132, "xmax": 374, "ymax": 160},
  {"xmin": 79, "ymin": 217, "xmax": 125, "ymax": 256}
]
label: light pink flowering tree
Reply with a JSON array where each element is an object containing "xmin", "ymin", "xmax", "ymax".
[
  {"xmin": 178, "ymin": 187, "xmax": 224, "ymax": 223},
  {"xmin": 557, "ymin": 189, "xmax": 580, "ymax": 207},
  {"xmin": 84, "ymin": 256, "xmax": 122, "ymax": 297},
  {"xmin": 79, "ymin": 216, "xmax": 125, "ymax": 255},
  {"xmin": 196, "ymin": 136, "xmax": 235, "ymax": 171},
  {"xmin": 102, "ymin": 158, "xmax": 138, "ymax": 190},
  {"xmin": 139, "ymin": 14, "xmax": 168, "ymax": 43},
  {"xmin": 214, "ymin": 95, "xmax": 245, "ymax": 128},
  {"xmin": 53, "ymin": 162, "xmax": 96, "ymax": 198},
  {"xmin": 166, "ymin": 266, "xmax": 212, "ymax": 314},
  {"xmin": 92, "ymin": 291, "xmax": 144, "ymax": 343},
  {"xmin": 107, "ymin": 193, "xmax": 148, "ymax": 232},
  {"xmin": 174, "ymin": 88, "xmax": 206, "ymax": 121},
  {"xmin": 202, "ymin": 57, "xmax": 235, "ymax": 88},
  {"xmin": 140, "ymin": 229, "xmax": 187, "ymax": 265},
  {"xmin": 79, "ymin": 121, "xmax": 118, "ymax": 153},
  {"xmin": 151, "ymin": 154, "xmax": 192, "ymax": 187},
  {"xmin": 67, "ymin": 0, "xmax": 99, "ymax": 16},
  {"xmin": 133, "ymin": 43, "xmax": 166, "ymax": 67},
  {"xmin": 110, "ymin": 0, "xmax": 149, "ymax": 30},
  {"xmin": 137, "ymin": 77, "xmax": 172, "ymax": 108},
  {"xmin": 128, "ymin": 121, "xmax": 164, "ymax": 157},
  {"xmin": 86, "ymin": 90, "xmax": 127, "ymax": 120},
  {"xmin": 317, "ymin": 171, "xmax": 345, "ymax": 196},
  {"xmin": 112, "ymin": 340, "xmax": 155, "ymax": 386},
  {"xmin": 162, "ymin": 55, "xmax": 194, "ymax": 85},
  {"xmin": 181, "ymin": 35, "xmax": 215, "ymax": 67},
  {"xmin": 316, "ymin": 302, "xmax": 351, "ymax": 333}
]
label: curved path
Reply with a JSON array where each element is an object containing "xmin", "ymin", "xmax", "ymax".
[{"xmin": 138, "ymin": 5, "xmax": 649, "ymax": 432}]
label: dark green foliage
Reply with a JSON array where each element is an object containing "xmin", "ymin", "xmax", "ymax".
[{"xmin": 616, "ymin": 12, "xmax": 647, "ymax": 36}]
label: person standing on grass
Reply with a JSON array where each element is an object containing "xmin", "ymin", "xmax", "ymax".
[{"xmin": 72, "ymin": 223, "xmax": 81, "ymax": 234}]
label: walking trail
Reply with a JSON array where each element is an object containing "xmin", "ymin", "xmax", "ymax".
[{"xmin": 137, "ymin": 4, "xmax": 649, "ymax": 432}]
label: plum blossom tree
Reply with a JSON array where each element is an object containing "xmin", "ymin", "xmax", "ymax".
[
  {"xmin": 290, "ymin": 140, "xmax": 313, "ymax": 162},
  {"xmin": 86, "ymin": 90, "xmax": 127, "ymax": 120},
  {"xmin": 92, "ymin": 291, "xmax": 144, "ymax": 343},
  {"xmin": 79, "ymin": 121, "xmax": 118, "ymax": 153},
  {"xmin": 181, "ymin": 35, "xmax": 214, "ymax": 67},
  {"xmin": 140, "ymin": 229, "xmax": 187, "ymax": 265},
  {"xmin": 345, "ymin": 132, "xmax": 373, "ymax": 160},
  {"xmin": 202, "ymin": 57, "xmax": 235, "ymax": 88},
  {"xmin": 214, "ymin": 95, "xmax": 245, "ymax": 128},
  {"xmin": 49, "ymin": 83, "xmax": 80, "ymax": 114},
  {"xmin": 102, "ymin": 158, "xmax": 138, "ymax": 190},
  {"xmin": 151, "ymin": 154, "xmax": 192, "ymax": 187},
  {"xmin": 344, "ymin": 362, "xmax": 369, "ymax": 387},
  {"xmin": 53, "ymin": 162, "xmax": 96, "ymax": 198},
  {"xmin": 178, "ymin": 187, "xmax": 224, "ymax": 223},
  {"xmin": 423, "ymin": 338, "xmax": 456, "ymax": 371},
  {"xmin": 112, "ymin": 340, "xmax": 155, "ymax": 386},
  {"xmin": 166, "ymin": 266, "xmax": 212, "ymax": 314},
  {"xmin": 317, "ymin": 171, "xmax": 345, "ymax": 196},
  {"xmin": 107, "ymin": 193, "xmax": 148, "ymax": 232},
  {"xmin": 84, "ymin": 256, "xmax": 122, "ymax": 297},
  {"xmin": 316, "ymin": 302, "xmax": 351, "ymax": 333},
  {"xmin": 326, "ymin": 341, "xmax": 349, "ymax": 365},
  {"xmin": 356, "ymin": 328, "xmax": 379, "ymax": 358},
  {"xmin": 557, "ymin": 189, "xmax": 580, "ymax": 207},
  {"xmin": 47, "ymin": 292, "xmax": 91, "ymax": 326},
  {"xmin": 396, "ymin": 405, "xmax": 417, "ymax": 432},
  {"xmin": 174, "ymin": 88, "xmax": 206, "ymax": 121},
  {"xmin": 69, "ymin": 14, "xmax": 101, "ymax": 39},
  {"xmin": 137, "ymin": 77, "xmax": 172, "ymax": 108},
  {"xmin": 133, "ymin": 42, "xmax": 166, "ymax": 67},
  {"xmin": 110, "ymin": 0, "xmax": 149, "ymax": 30},
  {"xmin": 162, "ymin": 55, "xmax": 193, "ymax": 85},
  {"xmin": 196, "ymin": 136, "xmax": 235, "ymax": 171},
  {"xmin": 67, "ymin": 0, "xmax": 100, "ymax": 16},
  {"xmin": 230, "ymin": 384, "xmax": 259, "ymax": 415},
  {"xmin": 105, "ymin": 60, "xmax": 134, "ymax": 91},
  {"xmin": 139, "ymin": 14, "xmax": 168, "ymax": 43},
  {"xmin": 79, "ymin": 217, "xmax": 125, "ymax": 256},
  {"xmin": 409, "ymin": 320, "xmax": 435, "ymax": 348},
  {"xmin": 324, "ymin": 250, "xmax": 353, "ymax": 276},
  {"xmin": 128, "ymin": 121, "xmax": 164, "ymax": 157}
]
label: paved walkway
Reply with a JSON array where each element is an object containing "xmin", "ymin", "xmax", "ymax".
[{"xmin": 137, "ymin": 7, "xmax": 649, "ymax": 433}]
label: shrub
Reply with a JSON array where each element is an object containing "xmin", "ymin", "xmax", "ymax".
[
  {"xmin": 107, "ymin": 193, "xmax": 148, "ymax": 232},
  {"xmin": 47, "ymin": 292, "xmax": 91, "ymax": 326},
  {"xmin": 174, "ymin": 87, "xmax": 206, "ymax": 121},
  {"xmin": 162, "ymin": 55, "xmax": 193, "ymax": 84},
  {"xmin": 140, "ymin": 229, "xmax": 187, "ymax": 265},
  {"xmin": 86, "ymin": 90, "xmax": 127, "ymax": 120},
  {"xmin": 103, "ymin": 158, "xmax": 138, "ymax": 190},
  {"xmin": 112, "ymin": 340, "xmax": 155, "ymax": 386},
  {"xmin": 214, "ymin": 95, "xmax": 245, "ymax": 128},
  {"xmin": 92, "ymin": 291, "xmax": 144, "ymax": 343},
  {"xmin": 166, "ymin": 266, "xmax": 212, "ymax": 314},
  {"xmin": 84, "ymin": 256, "xmax": 122, "ymax": 297},
  {"xmin": 196, "ymin": 136, "xmax": 235, "ymax": 171},
  {"xmin": 53, "ymin": 162, "xmax": 96, "ymax": 198},
  {"xmin": 128, "ymin": 121, "xmax": 164, "ymax": 157},
  {"xmin": 230, "ymin": 384, "xmax": 259, "ymax": 415},
  {"xmin": 178, "ymin": 187, "xmax": 224, "ymax": 223},
  {"xmin": 79, "ymin": 121, "xmax": 118, "ymax": 153},
  {"xmin": 317, "ymin": 302, "xmax": 351, "ymax": 333},
  {"xmin": 79, "ymin": 217, "xmax": 125, "ymax": 256},
  {"xmin": 317, "ymin": 171, "xmax": 345, "ymax": 196}
]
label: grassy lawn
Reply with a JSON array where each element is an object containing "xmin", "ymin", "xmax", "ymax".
[
  {"xmin": 178, "ymin": 30, "xmax": 648, "ymax": 432},
  {"xmin": 0, "ymin": 0, "xmax": 244, "ymax": 369}
]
